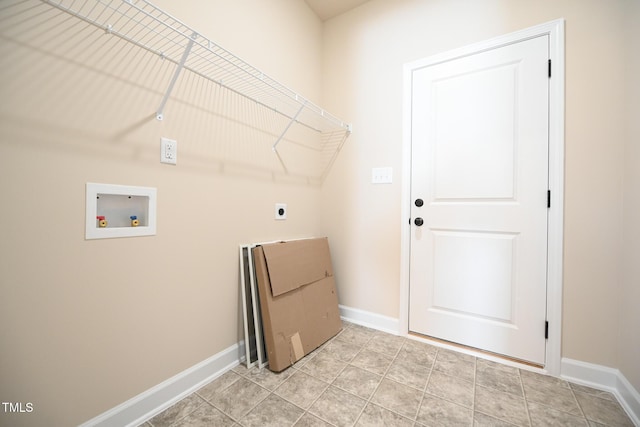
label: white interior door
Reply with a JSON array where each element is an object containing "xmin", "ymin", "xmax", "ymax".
[{"xmin": 408, "ymin": 35, "xmax": 549, "ymax": 364}]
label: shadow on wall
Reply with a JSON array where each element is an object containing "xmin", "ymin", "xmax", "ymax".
[{"xmin": 0, "ymin": 0, "xmax": 348, "ymax": 186}]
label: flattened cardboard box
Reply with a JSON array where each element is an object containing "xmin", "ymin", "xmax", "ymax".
[{"xmin": 253, "ymin": 238, "xmax": 342, "ymax": 372}]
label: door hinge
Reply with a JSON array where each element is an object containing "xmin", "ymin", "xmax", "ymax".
[
  {"xmin": 545, "ymin": 321, "xmax": 549, "ymax": 339},
  {"xmin": 547, "ymin": 190, "xmax": 551, "ymax": 208},
  {"xmin": 548, "ymin": 59, "xmax": 552, "ymax": 78}
]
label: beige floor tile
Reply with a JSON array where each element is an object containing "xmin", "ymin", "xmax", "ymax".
[
  {"xmin": 292, "ymin": 342, "xmax": 329, "ymax": 370},
  {"xmin": 321, "ymin": 338, "xmax": 363, "ymax": 362},
  {"xmin": 477, "ymin": 358, "xmax": 520, "ymax": 375},
  {"xmin": 528, "ymin": 401, "xmax": 589, "ymax": 426},
  {"xmin": 275, "ymin": 370, "xmax": 329, "ymax": 410},
  {"xmin": 473, "ymin": 411, "xmax": 519, "ymax": 426},
  {"xmin": 240, "ymin": 394, "xmax": 304, "ymax": 427},
  {"xmin": 426, "ymin": 370, "xmax": 475, "ymax": 408},
  {"xmin": 386, "ymin": 357, "xmax": 431, "ymax": 390},
  {"xmin": 231, "ymin": 363, "xmax": 250, "ymax": 375},
  {"xmin": 569, "ymin": 383, "xmax": 616, "ymax": 401},
  {"xmin": 294, "ymin": 412, "xmax": 334, "ymax": 427},
  {"xmin": 522, "ymin": 374, "xmax": 581, "ymax": 416},
  {"xmin": 574, "ymin": 390, "xmax": 635, "ymax": 426},
  {"xmin": 417, "ymin": 393, "xmax": 473, "ymax": 426},
  {"xmin": 206, "ymin": 377, "xmax": 269, "ymax": 420},
  {"xmin": 300, "ymin": 350, "xmax": 347, "ymax": 382},
  {"xmin": 356, "ymin": 402, "xmax": 414, "ymax": 426},
  {"xmin": 365, "ymin": 332, "xmax": 406, "ymax": 357},
  {"xmin": 433, "ymin": 348, "xmax": 476, "ymax": 383},
  {"xmin": 476, "ymin": 359, "xmax": 523, "ymax": 397},
  {"xmin": 149, "ymin": 393, "xmax": 205, "ymax": 426},
  {"xmin": 402, "ymin": 338, "xmax": 439, "ymax": 358},
  {"xmin": 396, "ymin": 340, "xmax": 437, "ymax": 366},
  {"xmin": 351, "ymin": 348, "xmax": 393, "ymax": 376},
  {"xmin": 333, "ymin": 365, "xmax": 382, "ymax": 400},
  {"xmin": 171, "ymin": 403, "xmax": 236, "ymax": 426},
  {"xmin": 334, "ymin": 324, "xmax": 375, "ymax": 347},
  {"xmin": 370, "ymin": 377, "xmax": 423, "ymax": 419},
  {"xmin": 475, "ymin": 385, "xmax": 529, "ymax": 426},
  {"xmin": 520, "ymin": 369, "xmax": 570, "ymax": 389},
  {"xmin": 436, "ymin": 348, "xmax": 476, "ymax": 364},
  {"xmin": 308, "ymin": 386, "xmax": 367, "ymax": 427},
  {"xmin": 242, "ymin": 364, "xmax": 294, "ymax": 390},
  {"xmin": 196, "ymin": 370, "xmax": 242, "ymax": 401}
]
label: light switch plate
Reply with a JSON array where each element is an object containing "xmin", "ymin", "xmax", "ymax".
[{"xmin": 372, "ymin": 167, "xmax": 393, "ymax": 184}]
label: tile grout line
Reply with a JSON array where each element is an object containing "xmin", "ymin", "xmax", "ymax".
[
  {"xmin": 350, "ymin": 333, "xmax": 407, "ymax": 426},
  {"xmin": 282, "ymin": 341, "xmax": 334, "ymax": 427},
  {"xmin": 233, "ymin": 378, "xmax": 273, "ymax": 425},
  {"xmin": 470, "ymin": 354, "xmax": 477, "ymax": 427},
  {"xmin": 294, "ymin": 324, "xmax": 374, "ymax": 427},
  {"xmin": 522, "ymin": 373, "xmax": 599, "ymax": 425},
  {"xmin": 174, "ymin": 373, "xmax": 243, "ymax": 425},
  {"xmin": 246, "ymin": 348, "xmax": 322, "ymax": 427},
  {"xmin": 280, "ymin": 364, "xmax": 335, "ymax": 427},
  {"xmin": 339, "ymin": 326, "xmax": 381, "ymax": 426},
  {"xmin": 569, "ymin": 386, "xmax": 589, "ymax": 424},
  {"xmin": 414, "ymin": 344, "xmax": 439, "ymax": 427},
  {"xmin": 318, "ymin": 325, "xmax": 425, "ymax": 426},
  {"xmin": 520, "ymin": 368, "xmax": 534, "ymax": 427},
  {"xmin": 261, "ymin": 324, "xmax": 420, "ymax": 426}
]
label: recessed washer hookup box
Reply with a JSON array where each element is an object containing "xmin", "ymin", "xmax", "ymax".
[{"xmin": 253, "ymin": 238, "xmax": 342, "ymax": 372}]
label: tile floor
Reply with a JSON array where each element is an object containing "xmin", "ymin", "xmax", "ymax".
[{"xmin": 139, "ymin": 322, "xmax": 634, "ymax": 426}]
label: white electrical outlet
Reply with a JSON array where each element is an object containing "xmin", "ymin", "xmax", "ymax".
[
  {"xmin": 372, "ymin": 167, "xmax": 393, "ymax": 184},
  {"xmin": 160, "ymin": 137, "xmax": 177, "ymax": 165},
  {"xmin": 275, "ymin": 203, "xmax": 287, "ymax": 220}
]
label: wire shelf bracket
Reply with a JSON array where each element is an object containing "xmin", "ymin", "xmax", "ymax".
[
  {"xmin": 272, "ymin": 101, "xmax": 306, "ymax": 152},
  {"xmin": 156, "ymin": 31, "xmax": 197, "ymax": 121},
  {"xmin": 39, "ymin": 0, "xmax": 352, "ymax": 144}
]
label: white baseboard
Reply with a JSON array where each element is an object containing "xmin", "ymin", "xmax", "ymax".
[
  {"xmin": 80, "ymin": 342, "xmax": 244, "ymax": 427},
  {"xmin": 339, "ymin": 304, "xmax": 400, "ymax": 336},
  {"xmin": 561, "ymin": 357, "xmax": 640, "ymax": 426}
]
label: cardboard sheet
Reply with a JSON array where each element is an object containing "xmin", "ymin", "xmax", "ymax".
[
  {"xmin": 253, "ymin": 238, "xmax": 342, "ymax": 372},
  {"xmin": 261, "ymin": 238, "xmax": 334, "ymax": 297}
]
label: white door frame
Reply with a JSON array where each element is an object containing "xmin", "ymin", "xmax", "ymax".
[{"xmin": 399, "ymin": 19, "xmax": 565, "ymax": 376}]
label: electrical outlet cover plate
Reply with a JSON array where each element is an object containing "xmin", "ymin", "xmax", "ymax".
[
  {"xmin": 161, "ymin": 137, "xmax": 177, "ymax": 165},
  {"xmin": 275, "ymin": 203, "xmax": 287, "ymax": 220}
]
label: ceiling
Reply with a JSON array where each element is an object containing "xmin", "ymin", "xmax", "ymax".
[{"xmin": 304, "ymin": 0, "xmax": 371, "ymax": 21}]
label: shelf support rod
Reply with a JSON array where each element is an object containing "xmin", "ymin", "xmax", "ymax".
[
  {"xmin": 156, "ymin": 32, "xmax": 197, "ymax": 121},
  {"xmin": 272, "ymin": 101, "xmax": 306, "ymax": 151}
]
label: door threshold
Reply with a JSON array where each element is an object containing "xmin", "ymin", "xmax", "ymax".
[{"xmin": 408, "ymin": 331, "xmax": 544, "ymax": 370}]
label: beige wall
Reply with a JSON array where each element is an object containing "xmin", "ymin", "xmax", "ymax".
[
  {"xmin": 0, "ymin": 1, "xmax": 324, "ymax": 426},
  {"xmin": 320, "ymin": 0, "xmax": 638, "ymax": 389}
]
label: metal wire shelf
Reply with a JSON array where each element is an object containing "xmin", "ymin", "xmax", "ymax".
[{"xmin": 39, "ymin": 0, "xmax": 352, "ymax": 141}]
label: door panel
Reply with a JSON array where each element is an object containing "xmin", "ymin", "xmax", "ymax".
[
  {"xmin": 433, "ymin": 63, "xmax": 518, "ymax": 201},
  {"xmin": 432, "ymin": 230, "xmax": 516, "ymax": 322},
  {"xmin": 409, "ymin": 36, "xmax": 549, "ymax": 364}
]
